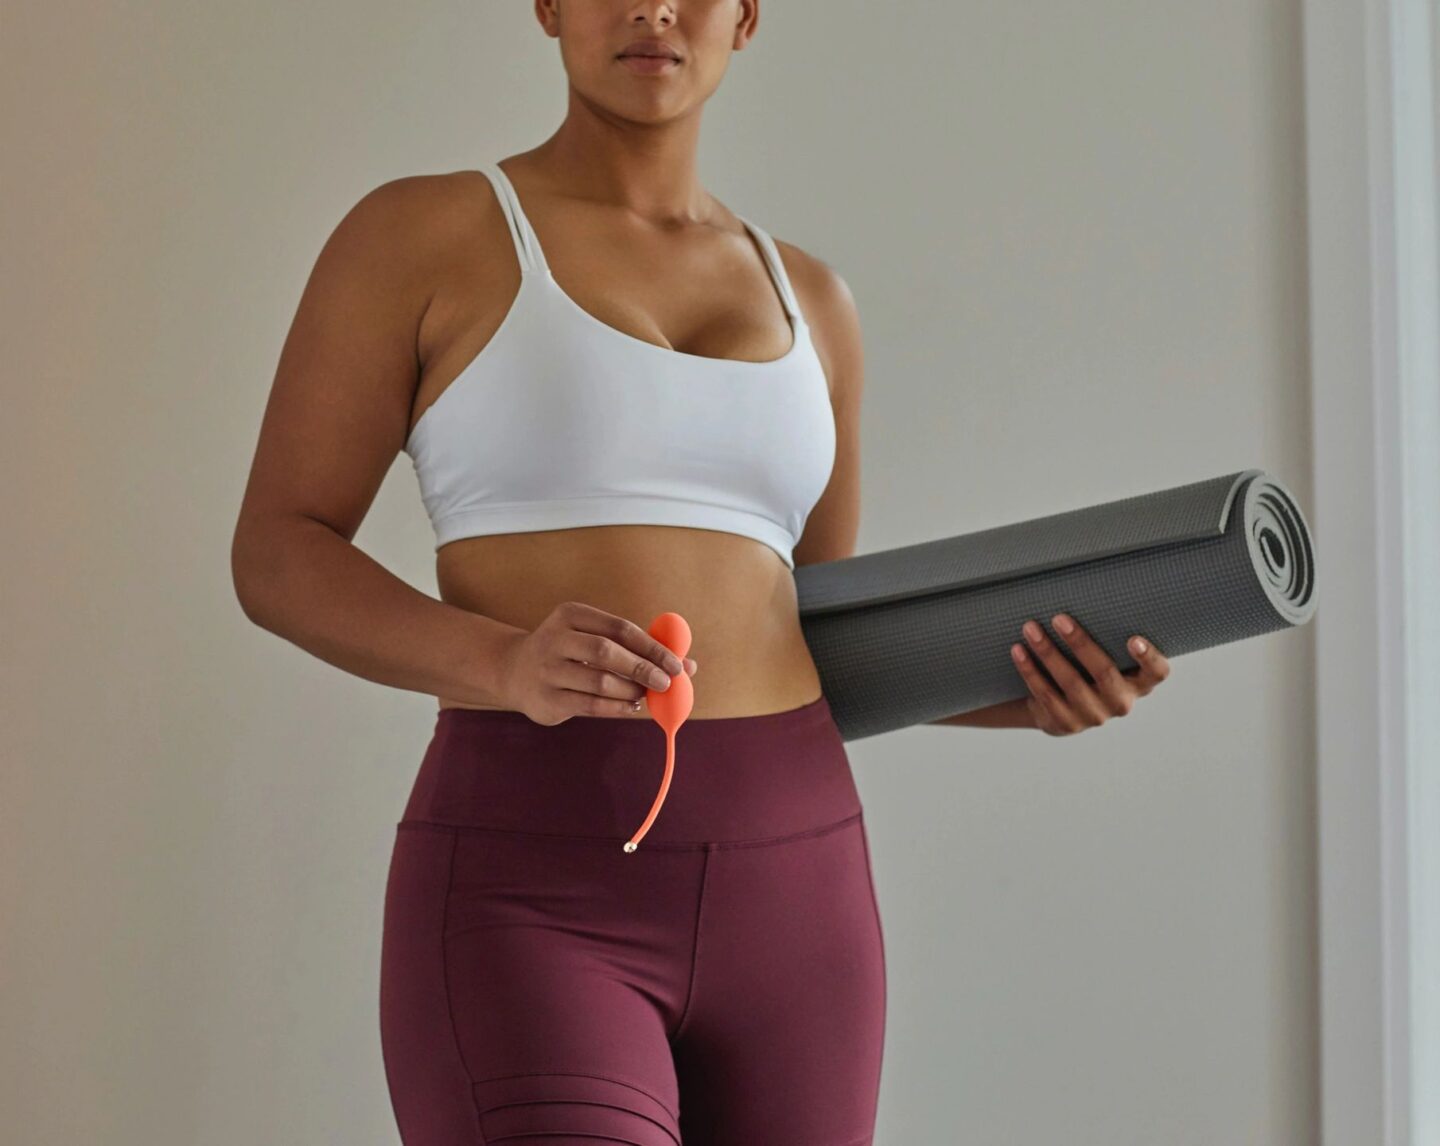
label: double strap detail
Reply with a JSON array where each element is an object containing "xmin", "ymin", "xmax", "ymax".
[
  {"xmin": 481, "ymin": 160, "xmax": 801, "ymax": 322},
  {"xmin": 482, "ymin": 160, "xmax": 551, "ymax": 275}
]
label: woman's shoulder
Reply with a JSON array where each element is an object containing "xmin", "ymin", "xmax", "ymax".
[
  {"xmin": 295, "ymin": 171, "xmax": 514, "ymax": 371},
  {"xmin": 332, "ymin": 169, "xmax": 505, "ymax": 260}
]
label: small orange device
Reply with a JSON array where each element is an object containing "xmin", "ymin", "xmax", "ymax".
[{"xmin": 623, "ymin": 612, "xmax": 695, "ymax": 853}]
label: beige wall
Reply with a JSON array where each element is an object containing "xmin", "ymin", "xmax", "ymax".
[{"xmin": 1, "ymin": 1, "xmax": 1316, "ymax": 1142}]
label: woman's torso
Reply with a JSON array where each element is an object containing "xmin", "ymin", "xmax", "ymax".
[{"xmin": 404, "ymin": 152, "xmax": 836, "ymax": 719}]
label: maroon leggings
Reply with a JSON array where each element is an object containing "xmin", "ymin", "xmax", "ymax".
[{"xmin": 379, "ymin": 693, "xmax": 887, "ymax": 1145}]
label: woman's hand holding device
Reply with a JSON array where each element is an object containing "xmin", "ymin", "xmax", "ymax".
[{"xmin": 497, "ymin": 600, "xmax": 696, "ymax": 725}]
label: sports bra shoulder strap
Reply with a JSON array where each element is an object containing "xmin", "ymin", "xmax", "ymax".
[
  {"xmin": 480, "ymin": 161, "xmax": 550, "ymax": 276},
  {"xmin": 736, "ymin": 216, "xmax": 802, "ymax": 323}
]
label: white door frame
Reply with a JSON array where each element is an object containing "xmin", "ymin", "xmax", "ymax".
[{"xmin": 1303, "ymin": 0, "xmax": 1438, "ymax": 1142}]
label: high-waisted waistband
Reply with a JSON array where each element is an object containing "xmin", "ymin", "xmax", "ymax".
[{"xmin": 399, "ymin": 693, "xmax": 862, "ymax": 848}]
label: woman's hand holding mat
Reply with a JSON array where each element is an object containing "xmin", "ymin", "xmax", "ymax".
[{"xmin": 1008, "ymin": 613, "xmax": 1173, "ymax": 736}]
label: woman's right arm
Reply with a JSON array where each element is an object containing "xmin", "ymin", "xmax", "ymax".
[{"xmin": 230, "ymin": 176, "xmax": 522, "ymax": 707}]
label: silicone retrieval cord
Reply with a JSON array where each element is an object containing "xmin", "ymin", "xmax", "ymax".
[{"xmin": 623, "ymin": 612, "xmax": 694, "ymax": 853}]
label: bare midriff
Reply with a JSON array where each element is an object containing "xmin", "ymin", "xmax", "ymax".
[{"xmin": 432, "ymin": 524, "xmax": 824, "ymax": 720}]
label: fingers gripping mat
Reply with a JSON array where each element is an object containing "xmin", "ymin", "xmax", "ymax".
[
  {"xmin": 472, "ymin": 1073, "xmax": 682, "ymax": 1145},
  {"xmin": 794, "ymin": 469, "xmax": 1318, "ymax": 741}
]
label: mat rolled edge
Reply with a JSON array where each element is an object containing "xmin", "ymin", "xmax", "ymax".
[{"xmin": 794, "ymin": 468, "xmax": 1316, "ymax": 627}]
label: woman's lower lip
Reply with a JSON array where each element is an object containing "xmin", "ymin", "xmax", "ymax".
[{"xmin": 619, "ymin": 55, "xmax": 680, "ymax": 74}]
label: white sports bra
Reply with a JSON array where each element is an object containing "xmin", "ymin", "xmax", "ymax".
[{"xmin": 403, "ymin": 160, "xmax": 837, "ymax": 571}]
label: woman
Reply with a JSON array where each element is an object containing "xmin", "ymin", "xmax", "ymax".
[
  {"xmin": 232, "ymin": 2, "xmax": 1169, "ymax": 1142},
  {"xmin": 232, "ymin": 2, "xmax": 877, "ymax": 1142}
]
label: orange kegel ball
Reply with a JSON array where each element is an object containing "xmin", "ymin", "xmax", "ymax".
[
  {"xmin": 623, "ymin": 612, "xmax": 695, "ymax": 853},
  {"xmin": 644, "ymin": 612, "xmax": 694, "ymax": 732}
]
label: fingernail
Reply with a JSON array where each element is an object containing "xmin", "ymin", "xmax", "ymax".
[
  {"xmin": 652, "ymin": 672, "xmax": 671, "ymax": 690},
  {"xmin": 1131, "ymin": 637, "xmax": 1147, "ymax": 655},
  {"xmin": 1054, "ymin": 614, "xmax": 1073, "ymax": 635}
]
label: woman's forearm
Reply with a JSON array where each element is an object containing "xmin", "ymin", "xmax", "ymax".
[
  {"xmin": 926, "ymin": 696, "xmax": 1035, "ymax": 729},
  {"xmin": 231, "ymin": 513, "xmax": 523, "ymax": 707}
]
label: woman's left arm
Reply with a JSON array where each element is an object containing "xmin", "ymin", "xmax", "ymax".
[{"xmin": 787, "ymin": 249, "xmax": 1172, "ymax": 736}]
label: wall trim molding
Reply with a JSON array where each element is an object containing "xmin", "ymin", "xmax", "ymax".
[{"xmin": 1303, "ymin": 0, "xmax": 1438, "ymax": 1142}]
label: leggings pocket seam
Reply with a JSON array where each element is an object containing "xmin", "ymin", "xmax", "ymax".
[
  {"xmin": 436, "ymin": 828, "xmax": 490, "ymax": 1140},
  {"xmin": 668, "ymin": 844, "xmax": 712, "ymax": 1043}
]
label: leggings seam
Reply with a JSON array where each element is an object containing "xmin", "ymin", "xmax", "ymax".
[
  {"xmin": 668, "ymin": 844, "xmax": 712, "ymax": 1043},
  {"xmin": 396, "ymin": 810, "xmax": 863, "ymax": 851},
  {"xmin": 477, "ymin": 1095, "xmax": 680, "ymax": 1146},
  {"xmin": 438, "ymin": 829, "xmax": 489, "ymax": 1143},
  {"xmin": 471, "ymin": 1069, "xmax": 682, "ymax": 1124},
  {"xmin": 858, "ymin": 812, "xmax": 887, "ymax": 1133}
]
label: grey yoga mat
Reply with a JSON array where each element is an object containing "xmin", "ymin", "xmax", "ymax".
[{"xmin": 793, "ymin": 468, "xmax": 1317, "ymax": 742}]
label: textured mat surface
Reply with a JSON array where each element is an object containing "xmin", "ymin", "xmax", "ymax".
[{"xmin": 794, "ymin": 469, "xmax": 1318, "ymax": 741}]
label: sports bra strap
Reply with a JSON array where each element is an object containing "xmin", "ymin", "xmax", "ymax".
[
  {"xmin": 483, "ymin": 162, "xmax": 800, "ymax": 322},
  {"xmin": 736, "ymin": 216, "xmax": 803, "ymax": 324},
  {"xmin": 481, "ymin": 161, "xmax": 550, "ymax": 276}
]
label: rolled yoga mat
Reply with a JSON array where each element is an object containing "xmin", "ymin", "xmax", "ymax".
[{"xmin": 794, "ymin": 468, "xmax": 1317, "ymax": 742}]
